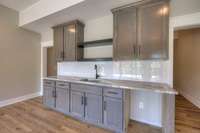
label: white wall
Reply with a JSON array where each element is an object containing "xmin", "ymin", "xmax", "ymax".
[
  {"xmin": 170, "ymin": 0, "xmax": 200, "ymax": 17},
  {"xmin": 0, "ymin": 5, "xmax": 41, "ymax": 103}
]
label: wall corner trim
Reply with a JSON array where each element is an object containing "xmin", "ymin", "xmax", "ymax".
[
  {"xmin": 0, "ymin": 92, "xmax": 42, "ymax": 108},
  {"xmin": 41, "ymin": 41, "xmax": 53, "ymax": 48}
]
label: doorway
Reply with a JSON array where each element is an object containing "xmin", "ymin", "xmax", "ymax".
[{"xmin": 173, "ymin": 28, "xmax": 200, "ymax": 133}]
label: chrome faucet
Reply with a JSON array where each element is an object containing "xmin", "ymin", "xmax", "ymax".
[{"xmin": 94, "ymin": 64, "xmax": 100, "ymax": 79}]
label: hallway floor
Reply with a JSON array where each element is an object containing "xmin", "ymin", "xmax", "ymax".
[{"xmin": 175, "ymin": 95, "xmax": 200, "ymax": 133}]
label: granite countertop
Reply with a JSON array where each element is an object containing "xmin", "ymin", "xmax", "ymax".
[{"xmin": 43, "ymin": 76, "xmax": 178, "ymax": 95}]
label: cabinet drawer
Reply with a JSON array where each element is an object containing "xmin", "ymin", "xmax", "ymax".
[
  {"xmin": 71, "ymin": 84, "xmax": 102, "ymax": 95},
  {"xmin": 43, "ymin": 80, "xmax": 55, "ymax": 87},
  {"xmin": 56, "ymin": 81, "xmax": 69, "ymax": 89},
  {"xmin": 103, "ymin": 88, "xmax": 122, "ymax": 99},
  {"xmin": 84, "ymin": 85, "xmax": 102, "ymax": 95},
  {"xmin": 71, "ymin": 83, "xmax": 83, "ymax": 92}
]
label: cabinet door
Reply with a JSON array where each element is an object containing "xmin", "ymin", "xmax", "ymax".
[
  {"xmin": 43, "ymin": 87, "xmax": 55, "ymax": 109},
  {"xmin": 70, "ymin": 90, "xmax": 85, "ymax": 118},
  {"xmin": 104, "ymin": 97, "xmax": 123, "ymax": 131},
  {"xmin": 137, "ymin": 0, "xmax": 169, "ymax": 59},
  {"xmin": 47, "ymin": 47, "xmax": 57, "ymax": 76},
  {"xmin": 55, "ymin": 88, "xmax": 69, "ymax": 114},
  {"xmin": 54, "ymin": 26, "xmax": 64, "ymax": 62},
  {"xmin": 85, "ymin": 93, "xmax": 103, "ymax": 124},
  {"xmin": 113, "ymin": 6, "xmax": 137, "ymax": 60},
  {"xmin": 64, "ymin": 24, "xmax": 76, "ymax": 61}
]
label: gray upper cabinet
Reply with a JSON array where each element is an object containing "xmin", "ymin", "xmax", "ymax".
[
  {"xmin": 55, "ymin": 87, "xmax": 69, "ymax": 114},
  {"xmin": 54, "ymin": 26, "xmax": 64, "ymax": 62},
  {"xmin": 104, "ymin": 97, "xmax": 123, "ymax": 131},
  {"xmin": 137, "ymin": 0, "xmax": 169, "ymax": 59},
  {"xmin": 85, "ymin": 93, "xmax": 102, "ymax": 124},
  {"xmin": 53, "ymin": 20, "xmax": 84, "ymax": 62},
  {"xmin": 113, "ymin": 6, "xmax": 137, "ymax": 61},
  {"xmin": 112, "ymin": 0, "xmax": 169, "ymax": 60},
  {"xmin": 70, "ymin": 90, "xmax": 85, "ymax": 119}
]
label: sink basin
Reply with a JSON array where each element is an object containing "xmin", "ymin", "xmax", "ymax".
[
  {"xmin": 80, "ymin": 78, "xmax": 101, "ymax": 83},
  {"xmin": 79, "ymin": 78, "xmax": 111, "ymax": 84}
]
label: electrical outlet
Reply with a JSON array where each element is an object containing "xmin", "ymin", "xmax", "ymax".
[{"xmin": 139, "ymin": 102, "xmax": 144, "ymax": 110}]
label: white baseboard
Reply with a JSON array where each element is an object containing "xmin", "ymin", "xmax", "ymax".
[
  {"xmin": 180, "ymin": 90, "xmax": 200, "ymax": 109},
  {"xmin": 0, "ymin": 92, "xmax": 41, "ymax": 108},
  {"xmin": 130, "ymin": 118, "xmax": 162, "ymax": 128}
]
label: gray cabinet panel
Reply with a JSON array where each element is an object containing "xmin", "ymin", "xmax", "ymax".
[
  {"xmin": 112, "ymin": 0, "xmax": 169, "ymax": 60},
  {"xmin": 54, "ymin": 26, "xmax": 64, "ymax": 62},
  {"xmin": 43, "ymin": 87, "xmax": 55, "ymax": 109},
  {"xmin": 85, "ymin": 93, "xmax": 103, "ymax": 124},
  {"xmin": 64, "ymin": 24, "xmax": 76, "ymax": 61},
  {"xmin": 113, "ymin": 6, "xmax": 137, "ymax": 60},
  {"xmin": 55, "ymin": 88, "xmax": 69, "ymax": 114},
  {"xmin": 104, "ymin": 97, "xmax": 123, "ymax": 131},
  {"xmin": 137, "ymin": 0, "xmax": 169, "ymax": 59},
  {"xmin": 70, "ymin": 90, "xmax": 85, "ymax": 118}
]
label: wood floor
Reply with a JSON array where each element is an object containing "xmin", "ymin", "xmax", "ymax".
[
  {"xmin": 0, "ymin": 97, "xmax": 161, "ymax": 133},
  {"xmin": 175, "ymin": 95, "xmax": 200, "ymax": 133},
  {"xmin": 0, "ymin": 95, "xmax": 199, "ymax": 133}
]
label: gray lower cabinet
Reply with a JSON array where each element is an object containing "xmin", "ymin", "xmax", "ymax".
[
  {"xmin": 55, "ymin": 87, "xmax": 69, "ymax": 114},
  {"xmin": 104, "ymin": 97, "xmax": 123, "ymax": 131},
  {"xmin": 43, "ymin": 86, "xmax": 56, "ymax": 109},
  {"xmin": 70, "ymin": 90, "xmax": 85, "ymax": 118},
  {"xmin": 85, "ymin": 93, "xmax": 102, "ymax": 124},
  {"xmin": 43, "ymin": 80, "xmax": 130, "ymax": 133}
]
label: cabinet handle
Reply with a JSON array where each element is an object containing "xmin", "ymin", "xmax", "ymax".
[
  {"xmin": 81, "ymin": 96, "xmax": 84, "ymax": 105},
  {"xmin": 52, "ymin": 90, "xmax": 56, "ymax": 97},
  {"xmin": 52, "ymin": 91, "xmax": 54, "ymax": 97},
  {"xmin": 84, "ymin": 97, "xmax": 87, "ymax": 106},
  {"xmin": 60, "ymin": 51, "xmax": 64, "ymax": 58},
  {"xmin": 133, "ymin": 45, "xmax": 136, "ymax": 58},
  {"xmin": 104, "ymin": 101, "xmax": 107, "ymax": 111},
  {"xmin": 138, "ymin": 45, "xmax": 141, "ymax": 56},
  {"xmin": 54, "ymin": 91, "xmax": 57, "ymax": 98}
]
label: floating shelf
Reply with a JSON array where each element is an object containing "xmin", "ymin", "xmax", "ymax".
[
  {"xmin": 78, "ymin": 38, "xmax": 113, "ymax": 48},
  {"xmin": 78, "ymin": 58, "xmax": 113, "ymax": 62}
]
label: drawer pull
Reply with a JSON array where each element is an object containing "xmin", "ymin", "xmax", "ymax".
[
  {"xmin": 81, "ymin": 96, "xmax": 84, "ymax": 105},
  {"xmin": 107, "ymin": 91, "xmax": 118, "ymax": 95},
  {"xmin": 58, "ymin": 84, "xmax": 65, "ymax": 86},
  {"xmin": 84, "ymin": 97, "xmax": 87, "ymax": 106}
]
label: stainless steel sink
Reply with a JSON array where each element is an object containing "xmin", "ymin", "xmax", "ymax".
[
  {"xmin": 80, "ymin": 78, "xmax": 101, "ymax": 83},
  {"xmin": 79, "ymin": 78, "xmax": 111, "ymax": 84}
]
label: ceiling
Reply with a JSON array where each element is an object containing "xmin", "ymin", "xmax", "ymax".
[
  {"xmin": 0, "ymin": 0, "xmax": 140, "ymax": 35},
  {"xmin": 22, "ymin": 0, "xmax": 140, "ymax": 34},
  {"xmin": 0, "ymin": 0, "xmax": 40, "ymax": 11}
]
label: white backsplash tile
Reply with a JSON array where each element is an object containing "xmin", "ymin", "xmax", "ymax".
[{"xmin": 58, "ymin": 60, "xmax": 169, "ymax": 83}]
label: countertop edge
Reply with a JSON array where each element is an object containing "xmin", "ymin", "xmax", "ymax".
[{"xmin": 43, "ymin": 77, "xmax": 178, "ymax": 95}]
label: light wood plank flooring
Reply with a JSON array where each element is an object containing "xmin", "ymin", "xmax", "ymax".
[
  {"xmin": 0, "ymin": 97, "xmax": 161, "ymax": 133},
  {"xmin": 176, "ymin": 95, "xmax": 200, "ymax": 133}
]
